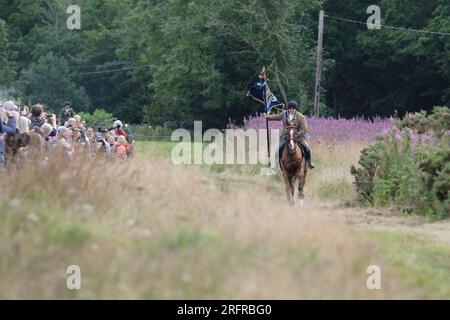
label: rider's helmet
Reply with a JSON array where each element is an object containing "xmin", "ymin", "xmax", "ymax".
[{"xmin": 288, "ymin": 100, "xmax": 299, "ymax": 110}]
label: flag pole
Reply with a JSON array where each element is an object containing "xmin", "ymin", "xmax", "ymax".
[
  {"xmin": 261, "ymin": 66, "xmax": 271, "ymax": 168},
  {"xmin": 266, "ymin": 117, "xmax": 271, "ymax": 167}
]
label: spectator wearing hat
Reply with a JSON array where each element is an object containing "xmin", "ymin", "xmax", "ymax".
[
  {"xmin": 3, "ymin": 101, "xmax": 20, "ymax": 124},
  {"xmin": 2, "ymin": 101, "xmax": 18, "ymax": 113},
  {"xmin": 113, "ymin": 120, "xmax": 127, "ymax": 137}
]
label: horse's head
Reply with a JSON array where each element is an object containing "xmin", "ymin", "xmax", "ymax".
[{"xmin": 286, "ymin": 124, "xmax": 297, "ymax": 156}]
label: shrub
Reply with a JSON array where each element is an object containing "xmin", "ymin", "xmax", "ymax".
[
  {"xmin": 419, "ymin": 142, "xmax": 450, "ymax": 219},
  {"xmin": 351, "ymin": 107, "xmax": 450, "ymax": 219},
  {"xmin": 399, "ymin": 106, "xmax": 450, "ymax": 138},
  {"xmin": 78, "ymin": 109, "xmax": 116, "ymax": 128},
  {"xmin": 350, "ymin": 138, "xmax": 384, "ymax": 205}
]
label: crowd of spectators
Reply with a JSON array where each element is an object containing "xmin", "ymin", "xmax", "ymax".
[{"xmin": 0, "ymin": 100, "xmax": 133, "ymax": 170}]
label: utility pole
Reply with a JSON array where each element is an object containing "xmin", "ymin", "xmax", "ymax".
[{"xmin": 314, "ymin": 10, "xmax": 324, "ymax": 117}]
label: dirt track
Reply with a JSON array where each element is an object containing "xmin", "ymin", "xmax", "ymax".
[
  {"xmin": 324, "ymin": 203, "xmax": 450, "ymax": 246},
  {"xmin": 219, "ymin": 174, "xmax": 450, "ymax": 247},
  {"xmin": 279, "ymin": 200, "xmax": 450, "ymax": 247}
]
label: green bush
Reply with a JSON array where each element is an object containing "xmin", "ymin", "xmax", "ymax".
[
  {"xmin": 351, "ymin": 107, "xmax": 450, "ymax": 219},
  {"xmin": 78, "ymin": 109, "xmax": 116, "ymax": 128},
  {"xmin": 399, "ymin": 106, "xmax": 450, "ymax": 137},
  {"xmin": 350, "ymin": 138, "xmax": 384, "ymax": 205},
  {"xmin": 419, "ymin": 143, "xmax": 450, "ymax": 219}
]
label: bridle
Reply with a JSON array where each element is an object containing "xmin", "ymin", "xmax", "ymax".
[{"xmin": 286, "ymin": 125, "xmax": 297, "ymax": 156}]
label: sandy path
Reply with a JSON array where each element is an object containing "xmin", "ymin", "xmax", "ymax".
[
  {"xmin": 273, "ymin": 198, "xmax": 450, "ymax": 246},
  {"xmin": 318, "ymin": 203, "xmax": 450, "ymax": 246},
  {"xmin": 217, "ymin": 175, "xmax": 450, "ymax": 246}
]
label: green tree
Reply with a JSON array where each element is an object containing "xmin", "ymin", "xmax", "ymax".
[
  {"xmin": 18, "ymin": 52, "xmax": 90, "ymax": 110},
  {"xmin": 0, "ymin": 19, "xmax": 16, "ymax": 86},
  {"xmin": 118, "ymin": 0, "xmax": 321, "ymax": 128},
  {"xmin": 3, "ymin": 0, "xmax": 449, "ymax": 125},
  {"xmin": 323, "ymin": 0, "xmax": 450, "ymax": 117}
]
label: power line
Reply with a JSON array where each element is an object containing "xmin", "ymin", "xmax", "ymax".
[
  {"xmin": 75, "ymin": 64, "xmax": 154, "ymax": 76},
  {"xmin": 70, "ymin": 14, "xmax": 448, "ymax": 79},
  {"xmin": 71, "ymin": 61, "xmax": 134, "ymax": 70},
  {"xmin": 324, "ymin": 14, "xmax": 450, "ymax": 37}
]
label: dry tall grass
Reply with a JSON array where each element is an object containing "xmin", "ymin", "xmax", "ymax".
[
  {"xmin": 305, "ymin": 141, "xmax": 368, "ymax": 204},
  {"xmin": 0, "ymin": 150, "xmax": 421, "ymax": 299}
]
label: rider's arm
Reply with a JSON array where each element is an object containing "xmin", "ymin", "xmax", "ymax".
[{"xmin": 266, "ymin": 113, "xmax": 283, "ymax": 121}]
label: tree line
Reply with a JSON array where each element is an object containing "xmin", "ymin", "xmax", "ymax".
[{"xmin": 0, "ymin": 0, "xmax": 449, "ymax": 128}]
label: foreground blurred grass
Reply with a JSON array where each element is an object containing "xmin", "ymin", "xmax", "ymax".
[
  {"xmin": 0, "ymin": 142, "xmax": 449, "ymax": 298},
  {"xmin": 370, "ymin": 232, "xmax": 450, "ymax": 298}
]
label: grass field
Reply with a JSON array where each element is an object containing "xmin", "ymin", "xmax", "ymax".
[
  {"xmin": 0, "ymin": 140, "xmax": 449, "ymax": 299},
  {"xmin": 135, "ymin": 140, "xmax": 370, "ymax": 204}
]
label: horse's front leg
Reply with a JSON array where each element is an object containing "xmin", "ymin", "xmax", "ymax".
[
  {"xmin": 297, "ymin": 164, "xmax": 307, "ymax": 202},
  {"xmin": 290, "ymin": 175, "xmax": 296, "ymax": 201},
  {"xmin": 282, "ymin": 172, "xmax": 294, "ymax": 206}
]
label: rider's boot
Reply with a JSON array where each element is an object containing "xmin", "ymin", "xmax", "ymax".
[
  {"xmin": 305, "ymin": 148, "xmax": 315, "ymax": 169},
  {"xmin": 308, "ymin": 157, "xmax": 315, "ymax": 169}
]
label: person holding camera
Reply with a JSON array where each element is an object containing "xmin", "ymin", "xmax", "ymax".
[
  {"xmin": 95, "ymin": 128, "xmax": 111, "ymax": 155},
  {"xmin": 60, "ymin": 102, "xmax": 74, "ymax": 126},
  {"xmin": 29, "ymin": 104, "xmax": 57, "ymax": 132},
  {"xmin": 29, "ymin": 104, "xmax": 45, "ymax": 129}
]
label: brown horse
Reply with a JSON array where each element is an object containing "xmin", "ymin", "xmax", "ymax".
[{"xmin": 280, "ymin": 125, "xmax": 308, "ymax": 206}]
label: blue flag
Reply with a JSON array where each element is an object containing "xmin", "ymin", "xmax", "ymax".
[{"xmin": 248, "ymin": 78, "xmax": 284, "ymax": 114}]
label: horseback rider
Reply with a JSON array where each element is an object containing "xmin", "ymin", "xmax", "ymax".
[{"xmin": 265, "ymin": 100, "xmax": 315, "ymax": 169}]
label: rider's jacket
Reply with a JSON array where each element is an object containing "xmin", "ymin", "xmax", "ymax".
[{"xmin": 266, "ymin": 110, "xmax": 309, "ymax": 142}]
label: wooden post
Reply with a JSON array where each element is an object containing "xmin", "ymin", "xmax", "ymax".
[{"xmin": 314, "ymin": 10, "xmax": 324, "ymax": 117}]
